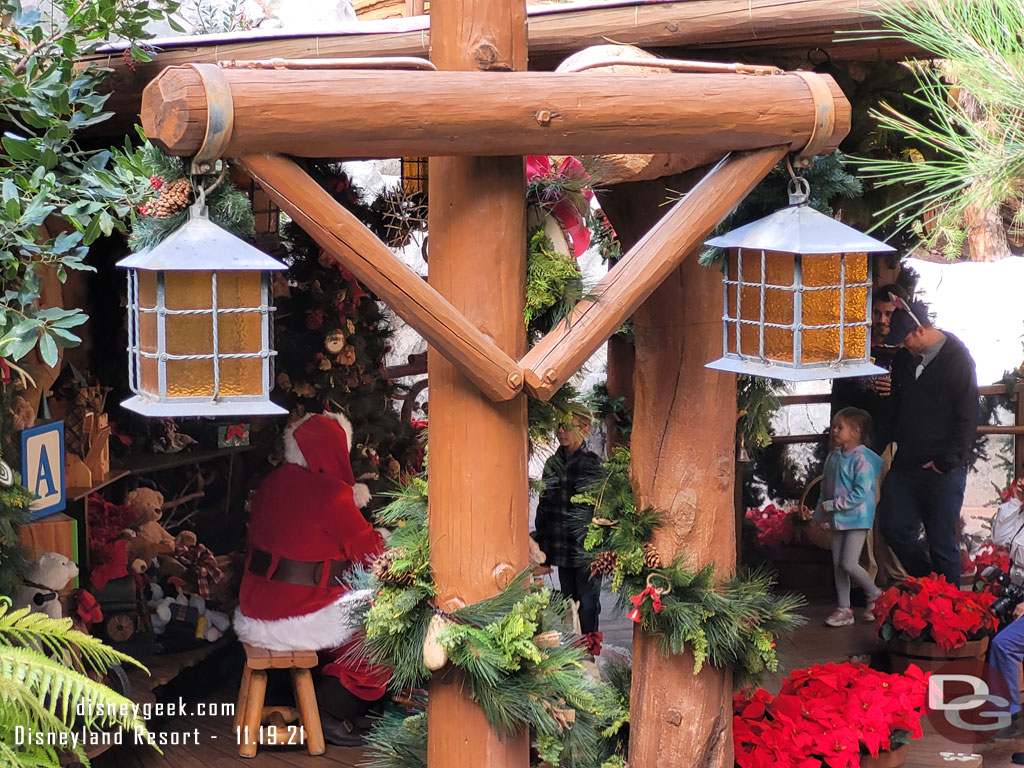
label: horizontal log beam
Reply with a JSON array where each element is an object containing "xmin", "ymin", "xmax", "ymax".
[
  {"xmin": 142, "ymin": 67, "xmax": 848, "ymax": 159},
  {"xmin": 521, "ymin": 145, "xmax": 788, "ymax": 400},
  {"xmin": 236, "ymin": 153, "xmax": 523, "ymax": 402}
]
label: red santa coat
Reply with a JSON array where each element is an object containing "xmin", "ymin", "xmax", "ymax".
[{"xmin": 234, "ymin": 413, "xmax": 381, "ymax": 655}]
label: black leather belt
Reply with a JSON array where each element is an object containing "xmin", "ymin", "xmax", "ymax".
[{"xmin": 247, "ymin": 548, "xmax": 351, "ymax": 587}]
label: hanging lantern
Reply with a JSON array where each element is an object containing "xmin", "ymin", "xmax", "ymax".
[
  {"xmin": 118, "ymin": 201, "xmax": 288, "ymax": 417},
  {"xmin": 705, "ymin": 178, "xmax": 895, "ymax": 381}
]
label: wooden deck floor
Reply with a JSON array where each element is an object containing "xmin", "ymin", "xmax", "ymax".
[{"xmin": 92, "ymin": 597, "xmax": 1024, "ymax": 767}]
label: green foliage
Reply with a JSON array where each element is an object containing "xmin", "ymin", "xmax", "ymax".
[
  {"xmin": 854, "ymin": 0, "xmax": 1024, "ymax": 255},
  {"xmin": 364, "ymin": 712, "xmax": 428, "ymax": 768},
  {"xmin": 0, "ymin": 599, "xmax": 152, "ymax": 767},
  {"xmin": 0, "ymin": 479, "xmax": 33, "ymax": 599},
  {"xmin": 525, "ymin": 227, "xmax": 584, "ymax": 341},
  {"xmin": 361, "ymin": 477, "xmax": 627, "ymax": 768},
  {"xmin": 0, "ymin": 0, "xmax": 180, "ymax": 365},
  {"xmin": 577, "ymin": 448, "xmax": 806, "ymax": 686},
  {"xmin": 113, "ymin": 138, "xmax": 255, "ymax": 251},
  {"xmin": 528, "ymin": 382, "xmax": 589, "ymax": 448},
  {"xmin": 737, "ymin": 375, "xmax": 787, "ymax": 455},
  {"xmin": 584, "ymin": 382, "xmax": 632, "ymax": 441}
]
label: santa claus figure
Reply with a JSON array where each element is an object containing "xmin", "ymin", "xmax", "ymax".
[{"xmin": 234, "ymin": 412, "xmax": 387, "ymax": 745}]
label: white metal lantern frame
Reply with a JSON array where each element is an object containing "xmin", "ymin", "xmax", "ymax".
[
  {"xmin": 705, "ymin": 178, "xmax": 897, "ymax": 382},
  {"xmin": 118, "ymin": 202, "xmax": 288, "ymax": 417}
]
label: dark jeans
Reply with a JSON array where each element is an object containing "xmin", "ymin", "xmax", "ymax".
[
  {"xmin": 557, "ymin": 565, "xmax": 602, "ymax": 634},
  {"xmin": 877, "ymin": 463, "xmax": 968, "ymax": 585}
]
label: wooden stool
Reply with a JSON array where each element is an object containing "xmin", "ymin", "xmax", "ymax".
[{"xmin": 234, "ymin": 644, "xmax": 325, "ymax": 758}]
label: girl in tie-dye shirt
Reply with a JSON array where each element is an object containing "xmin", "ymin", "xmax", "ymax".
[{"xmin": 815, "ymin": 407, "xmax": 884, "ymax": 627}]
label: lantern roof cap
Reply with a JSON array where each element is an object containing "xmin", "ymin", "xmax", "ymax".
[
  {"xmin": 705, "ymin": 203, "xmax": 896, "ymax": 255},
  {"xmin": 117, "ymin": 205, "xmax": 287, "ymax": 271}
]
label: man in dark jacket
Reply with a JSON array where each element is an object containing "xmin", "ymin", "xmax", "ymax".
[
  {"xmin": 533, "ymin": 412, "xmax": 603, "ymax": 634},
  {"xmin": 831, "ymin": 285, "xmax": 912, "ymax": 452},
  {"xmin": 877, "ymin": 301, "xmax": 979, "ymax": 584}
]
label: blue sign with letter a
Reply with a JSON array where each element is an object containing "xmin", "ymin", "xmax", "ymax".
[{"xmin": 20, "ymin": 420, "xmax": 65, "ymax": 520}]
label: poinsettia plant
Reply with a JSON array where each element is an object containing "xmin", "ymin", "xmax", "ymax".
[
  {"xmin": 734, "ymin": 661, "xmax": 928, "ymax": 768},
  {"xmin": 746, "ymin": 504, "xmax": 797, "ymax": 548},
  {"xmin": 963, "ymin": 542, "xmax": 1011, "ymax": 581},
  {"xmin": 874, "ymin": 575, "xmax": 998, "ymax": 651}
]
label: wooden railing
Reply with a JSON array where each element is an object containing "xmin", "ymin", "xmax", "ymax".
[{"xmin": 772, "ymin": 382, "xmax": 1024, "ymax": 469}]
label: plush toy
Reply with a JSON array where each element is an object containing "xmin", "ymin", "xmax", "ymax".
[
  {"xmin": 124, "ymin": 488, "xmax": 176, "ymax": 554},
  {"xmin": 148, "ymin": 584, "xmax": 230, "ymax": 642},
  {"xmin": 17, "ymin": 553, "xmax": 80, "ymax": 619}
]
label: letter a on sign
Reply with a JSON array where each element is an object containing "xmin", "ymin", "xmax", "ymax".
[{"xmin": 20, "ymin": 420, "xmax": 65, "ymax": 519}]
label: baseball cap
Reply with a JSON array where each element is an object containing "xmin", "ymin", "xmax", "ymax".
[{"xmin": 882, "ymin": 297, "xmax": 925, "ymax": 346}]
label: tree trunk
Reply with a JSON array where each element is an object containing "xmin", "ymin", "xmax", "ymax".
[
  {"xmin": 425, "ymin": 0, "xmax": 530, "ymax": 766},
  {"xmin": 629, "ymin": 223, "xmax": 736, "ymax": 768}
]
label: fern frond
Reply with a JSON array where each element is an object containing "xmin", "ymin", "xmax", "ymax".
[
  {"xmin": 0, "ymin": 645, "xmax": 148, "ymax": 737},
  {"xmin": 0, "ymin": 603, "xmax": 147, "ymax": 677}
]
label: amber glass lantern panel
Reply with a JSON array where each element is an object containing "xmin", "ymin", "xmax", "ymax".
[
  {"xmin": 162, "ymin": 270, "xmax": 264, "ymax": 398},
  {"xmin": 726, "ymin": 249, "xmax": 796, "ymax": 362},
  {"xmin": 800, "ymin": 252, "xmax": 868, "ymax": 364},
  {"xmin": 138, "ymin": 270, "xmax": 160, "ymax": 396}
]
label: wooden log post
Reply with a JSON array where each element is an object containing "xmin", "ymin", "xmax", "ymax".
[
  {"xmin": 425, "ymin": 0, "xmax": 530, "ymax": 767},
  {"xmin": 628, "ymin": 175, "xmax": 738, "ymax": 768}
]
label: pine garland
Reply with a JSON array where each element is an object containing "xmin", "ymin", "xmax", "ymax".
[
  {"xmin": 358, "ymin": 476, "xmax": 628, "ymax": 768},
  {"xmin": 575, "ymin": 447, "xmax": 806, "ymax": 686},
  {"xmin": 119, "ymin": 142, "xmax": 255, "ymax": 251},
  {"xmin": 737, "ymin": 375, "xmax": 788, "ymax": 456},
  {"xmin": 525, "ymin": 226, "xmax": 584, "ymax": 342},
  {"xmin": 584, "ymin": 382, "xmax": 633, "ymax": 441}
]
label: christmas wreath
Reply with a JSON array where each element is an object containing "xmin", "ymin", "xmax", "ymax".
[{"xmin": 577, "ymin": 447, "xmax": 805, "ymax": 685}]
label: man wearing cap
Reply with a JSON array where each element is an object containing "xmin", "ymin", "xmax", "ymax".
[{"xmin": 876, "ymin": 301, "xmax": 979, "ymax": 585}]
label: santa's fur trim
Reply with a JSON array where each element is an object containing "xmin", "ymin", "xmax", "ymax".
[
  {"xmin": 233, "ymin": 589, "xmax": 370, "ymax": 652},
  {"xmin": 352, "ymin": 482, "xmax": 371, "ymax": 509},
  {"xmin": 283, "ymin": 411, "xmax": 354, "ymax": 469}
]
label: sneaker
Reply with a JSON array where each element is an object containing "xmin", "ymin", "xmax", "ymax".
[
  {"xmin": 825, "ymin": 608, "xmax": 855, "ymax": 627},
  {"xmin": 863, "ymin": 595, "xmax": 880, "ymax": 623}
]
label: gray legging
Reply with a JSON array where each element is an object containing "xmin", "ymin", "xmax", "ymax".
[{"xmin": 831, "ymin": 528, "xmax": 879, "ymax": 609}]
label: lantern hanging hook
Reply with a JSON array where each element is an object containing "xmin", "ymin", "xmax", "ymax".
[{"xmin": 787, "ymin": 176, "xmax": 811, "ymax": 206}]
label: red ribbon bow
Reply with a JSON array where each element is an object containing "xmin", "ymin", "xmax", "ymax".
[
  {"xmin": 225, "ymin": 424, "xmax": 247, "ymax": 441},
  {"xmin": 628, "ymin": 586, "xmax": 664, "ymax": 623},
  {"xmin": 75, "ymin": 590, "xmax": 103, "ymax": 627},
  {"xmin": 173, "ymin": 543, "xmax": 224, "ymax": 600}
]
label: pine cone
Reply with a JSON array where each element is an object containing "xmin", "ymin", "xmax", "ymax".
[
  {"xmin": 372, "ymin": 548, "xmax": 414, "ymax": 586},
  {"xmin": 643, "ymin": 542, "xmax": 663, "ymax": 570},
  {"xmin": 150, "ymin": 178, "xmax": 192, "ymax": 218},
  {"xmin": 589, "ymin": 550, "xmax": 617, "ymax": 579}
]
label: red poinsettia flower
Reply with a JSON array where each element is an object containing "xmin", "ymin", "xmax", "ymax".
[
  {"xmin": 875, "ymin": 575, "xmax": 998, "ymax": 650},
  {"xmin": 735, "ymin": 662, "xmax": 928, "ymax": 767}
]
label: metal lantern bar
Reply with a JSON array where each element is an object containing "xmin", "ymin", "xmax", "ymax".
[
  {"xmin": 705, "ymin": 178, "xmax": 896, "ymax": 382},
  {"xmin": 119, "ymin": 203, "xmax": 288, "ymax": 417}
]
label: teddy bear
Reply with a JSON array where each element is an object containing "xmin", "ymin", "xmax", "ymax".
[
  {"xmin": 17, "ymin": 553, "xmax": 80, "ymax": 620},
  {"xmin": 124, "ymin": 488, "xmax": 176, "ymax": 556}
]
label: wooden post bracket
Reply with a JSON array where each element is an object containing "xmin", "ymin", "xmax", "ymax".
[
  {"xmin": 238, "ymin": 148, "xmax": 789, "ymax": 404},
  {"xmin": 236, "ymin": 154, "xmax": 525, "ymax": 402}
]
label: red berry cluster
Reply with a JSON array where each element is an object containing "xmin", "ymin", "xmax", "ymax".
[
  {"xmin": 120, "ymin": 49, "xmax": 137, "ymax": 73},
  {"xmin": 149, "ymin": 175, "xmax": 165, "ymax": 191}
]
